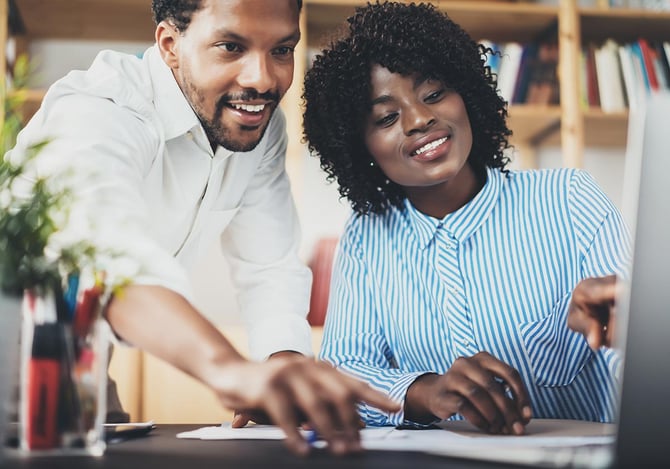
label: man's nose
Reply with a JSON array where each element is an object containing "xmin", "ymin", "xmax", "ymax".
[{"xmin": 237, "ymin": 53, "xmax": 276, "ymax": 96}]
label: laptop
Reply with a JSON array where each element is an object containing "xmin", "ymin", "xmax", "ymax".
[
  {"xmin": 613, "ymin": 90, "xmax": 670, "ymax": 467},
  {"xmin": 423, "ymin": 92, "xmax": 670, "ymax": 468}
]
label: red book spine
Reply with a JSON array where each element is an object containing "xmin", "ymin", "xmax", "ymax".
[
  {"xmin": 638, "ymin": 38, "xmax": 660, "ymax": 91},
  {"xmin": 587, "ymin": 44, "xmax": 601, "ymax": 107}
]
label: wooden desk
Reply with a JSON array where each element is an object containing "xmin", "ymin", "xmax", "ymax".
[{"xmin": 2, "ymin": 424, "xmax": 519, "ymax": 469}]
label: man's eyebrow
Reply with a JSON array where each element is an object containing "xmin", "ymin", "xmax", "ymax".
[{"xmin": 212, "ymin": 30, "xmax": 301, "ymax": 44}]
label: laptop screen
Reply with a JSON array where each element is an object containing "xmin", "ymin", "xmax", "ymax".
[{"xmin": 615, "ymin": 91, "xmax": 670, "ymax": 467}]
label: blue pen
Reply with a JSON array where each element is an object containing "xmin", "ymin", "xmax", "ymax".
[
  {"xmin": 63, "ymin": 273, "xmax": 80, "ymax": 320},
  {"xmin": 305, "ymin": 429, "xmax": 320, "ymax": 445}
]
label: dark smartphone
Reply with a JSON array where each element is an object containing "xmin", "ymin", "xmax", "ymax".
[{"xmin": 103, "ymin": 421, "xmax": 156, "ymax": 443}]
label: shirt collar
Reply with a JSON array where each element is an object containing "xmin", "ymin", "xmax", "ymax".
[
  {"xmin": 147, "ymin": 45, "xmax": 201, "ymax": 141},
  {"xmin": 406, "ymin": 167, "xmax": 505, "ymax": 249}
]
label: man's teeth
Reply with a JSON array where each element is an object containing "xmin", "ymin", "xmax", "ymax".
[
  {"xmin": 413, "ymin": 137, "xmax": 449, "ymax": 156},
  {"xmin": 232, "ymin": 103, "xmax": 265, "ymax": 113}
]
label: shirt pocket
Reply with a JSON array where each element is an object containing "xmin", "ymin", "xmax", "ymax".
[{"xmin": 518, "ymin": 293, "xmax": 593, "ymax": 387}]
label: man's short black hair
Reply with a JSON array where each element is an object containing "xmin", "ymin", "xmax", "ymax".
[
  {"xmin": 303, "ymin": 2, "xmax": 511, "ymax": 215},
  {"xmin": 152, "ymin": 0, "xmax": 303, "ymax": 31}
]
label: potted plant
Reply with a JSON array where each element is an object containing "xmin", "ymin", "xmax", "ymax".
[
  {"xmin": 1, "ymin": 57, "xmax": 135, "ymax": 455},
  {"xmin": 0, "ymin": 54, "xmax": 32, "ymax": 458}
]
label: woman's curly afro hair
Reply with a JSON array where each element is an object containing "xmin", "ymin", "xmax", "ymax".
[{"xmin": 303, "ymin": 1, "xmax": 511, "ymax": 215}]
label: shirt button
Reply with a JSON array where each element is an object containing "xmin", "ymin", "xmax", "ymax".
[
  {"xmin": 186, "ymin": 131, "xmax": 194, "ymax": 140},
  {"xmin": 462, "ymin": 339, "xmax": 470, "ymax": 347}
]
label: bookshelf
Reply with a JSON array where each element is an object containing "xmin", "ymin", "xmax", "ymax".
[{"xmin": 2, "ymin": 0, "xmax": 670, "ymax": 169}]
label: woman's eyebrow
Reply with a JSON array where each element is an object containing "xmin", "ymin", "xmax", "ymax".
[{"xmin": 370, "ymin": 95, "xmax": 393, "ymax": 106}]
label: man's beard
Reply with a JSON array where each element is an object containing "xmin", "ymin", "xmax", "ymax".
[{"xmin": 194, "ymin": 88, "xmax": 280, "ymax": 152}]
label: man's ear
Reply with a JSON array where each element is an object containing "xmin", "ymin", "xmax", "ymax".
[{"xmin": 156, "ymin": 20, "xmax": 180, "ymax": 69}]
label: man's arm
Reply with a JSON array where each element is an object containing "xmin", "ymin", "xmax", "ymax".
[
  {"xmin": 106, "ymin": 285, "xmax": 245, "ymax": 380},
  {"xmin": 221, "ymin": 109, "xmax": 312, "ymax": 360},
  {"xmin": 13, "ymin": 93, "xmax": 399, "ymax": 456},
  {"xmin": 106, "ymin": 284, "xmax": 400, "ymax": 455},
  {"xmin": 566, "ymin": 171, "xmax": 631, "ymax": 350},
  {"xmin": 567, "ymin": 275, "xmax": 619, "ymax": 350}
]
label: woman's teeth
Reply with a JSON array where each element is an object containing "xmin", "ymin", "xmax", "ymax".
[{"xmin": 413, "ymin": 136, "xmax": 449, "ymax": 156}]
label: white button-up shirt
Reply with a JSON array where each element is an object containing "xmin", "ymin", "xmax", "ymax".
[{"xmin": 8, "ymin": 45, "xmax": 312, "ymax": 360}]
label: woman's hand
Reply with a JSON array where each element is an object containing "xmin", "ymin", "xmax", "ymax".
[
  {"xmin": 567, "ymin": 275, "xmax": 620, "ymax": 350},
  {"xmin": 213, "ymin": 355, "xmax": 400, "ymax": 456},
  {"xmin": 404, "ymin": 352, "xmax": 532, "ymax": 435}
]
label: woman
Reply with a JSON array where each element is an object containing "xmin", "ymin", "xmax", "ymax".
[{"xmin": 303, "ymin": 2, "xmax": 629, "ymax": 435}]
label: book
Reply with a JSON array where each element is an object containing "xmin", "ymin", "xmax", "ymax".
[
  {"xmin": 653, "ymin": 41, "xmax": 670, "ymax": 90},
  {"xmin": 618, "ymin": 44, "xmax": 643, "ymax": 110},
  {"xmin": 579, "ymin": 48, "xmax": 590, "ymax": 109},
  {"xmin": 594, "ymin": 39, "xmax": 626, "ymax": 113},
  {"xmin": 637, "ymin": 38, "xmax": 660, "ymax": 91},
  {"xmin": 629, "ymin": 41, "xmax": 651, "ymax": 92},
  {"xmin": 586, "ymin": 43, "xmax": 601, "ymax": 108},
  {"xmin": 511, "ymin": 43, "xmax": 539, "ymax": 104},
  {"xmin": 525, "ymin": 43, "xmax": 560, "ymax": 105},
  {"xmin": 480, "ymin": 39, "xmax": 502, "ymax": 77},
  {"xmin": 496, "ymin": 42, "xmax": 524, "ymax": 105}
]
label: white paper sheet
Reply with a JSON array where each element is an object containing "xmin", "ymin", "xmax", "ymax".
[
  {"xmin": 176, "ymin": 419, "xmax": 616, "ymax": 466},
  {"xmin": 177, "ymin": 423, "xmax": 403, "ymax": 445}
]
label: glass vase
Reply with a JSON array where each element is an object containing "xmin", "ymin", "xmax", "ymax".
[
  {"xmin": 17, "ymin": 286, "xmax": 109, "ymax": 456},
  {"xmin": 0, "ymin": 292, "xmax": 22, "ymax": 463}
]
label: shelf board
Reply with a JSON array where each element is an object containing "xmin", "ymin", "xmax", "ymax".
[
  {"xmin": 507, "ymin": 104, "xmax": 561, "ymax": 146},
  {"xmin": 10, "ymin": 87, "xmax": 45, "ymax": 123},
  {"xmin": 582, "ymin": 108, "xmax": 629, "ymax": 147},
  {"xmin": 579, "ymin": 7, "xmax": 670, "ymax": 43},
  {"xmin": 13, "ymin": 0, "xmax": 154, "ymax": 42},
  {"xmin": 530, "ymin": 107, "xmax": 629, "ymax": 147},
  {"xmin": 306, "ymin": 0, "xmax": 559, "ymax": 47}
]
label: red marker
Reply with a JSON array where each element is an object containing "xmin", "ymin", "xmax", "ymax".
[{"xmin": 26, "ymin": 324, "xmax": 61, "ymax": 449}]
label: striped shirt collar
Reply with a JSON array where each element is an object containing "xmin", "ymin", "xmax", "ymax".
[{"xmin": 404, "ymin": 166, "xmax": 505, "ymax": 250}]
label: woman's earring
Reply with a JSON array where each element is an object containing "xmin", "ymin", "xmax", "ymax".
[{"xmin": 369, "ymin": 161, "xmax": 375, "ymax": 167}]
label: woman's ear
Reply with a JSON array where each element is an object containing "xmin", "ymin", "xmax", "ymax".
[{"xmin": 155, "ymin": 21, "xmax": 180, "ymax": 69}]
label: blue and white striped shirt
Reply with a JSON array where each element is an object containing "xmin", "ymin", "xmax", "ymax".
[{"xmin": 319, "ymin": 167, "xmax": 630, "ymax": 426}]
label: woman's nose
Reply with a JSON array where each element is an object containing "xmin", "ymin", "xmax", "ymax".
[{"xmin": 402, "ymin": 103, "xmax": 435, "ymax": 135}]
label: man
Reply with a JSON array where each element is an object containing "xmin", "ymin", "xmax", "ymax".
[{"xmin": 6, "ymin": 0, "xmax": 397, "ymax": 455}]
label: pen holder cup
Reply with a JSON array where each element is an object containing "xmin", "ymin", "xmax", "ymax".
[
  {"xmin": 17, "ymin": 288, "xmax": 109, "ymax": 456},
  {"xmin": 1, "ymin": 294, "xmax": 22, "ymax": 463}
]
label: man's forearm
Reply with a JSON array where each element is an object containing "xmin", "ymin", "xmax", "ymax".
[{"xmin": 105, "ymin": 284, "xmax": 245, "ymax": 388}]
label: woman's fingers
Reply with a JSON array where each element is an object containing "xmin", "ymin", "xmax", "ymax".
[
  {"xmin": 427, "ymin": 353, "xmax": 530, "ymax": 435},
  {"xmin": 474, "ymin": 353, "xmax": 532, "ymax": 426},
  {"xmin": 448, "ymin": 362, "xmax": 512, "ymax": 434}
]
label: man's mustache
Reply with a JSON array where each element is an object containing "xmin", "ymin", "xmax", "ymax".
[
  {"xmin": 214, "ymin": 90, "xmax": 280, "ymax": 120},
  {"xmin": 223, "ymin": 90, "xmax": 280, "ymax": 104}
]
